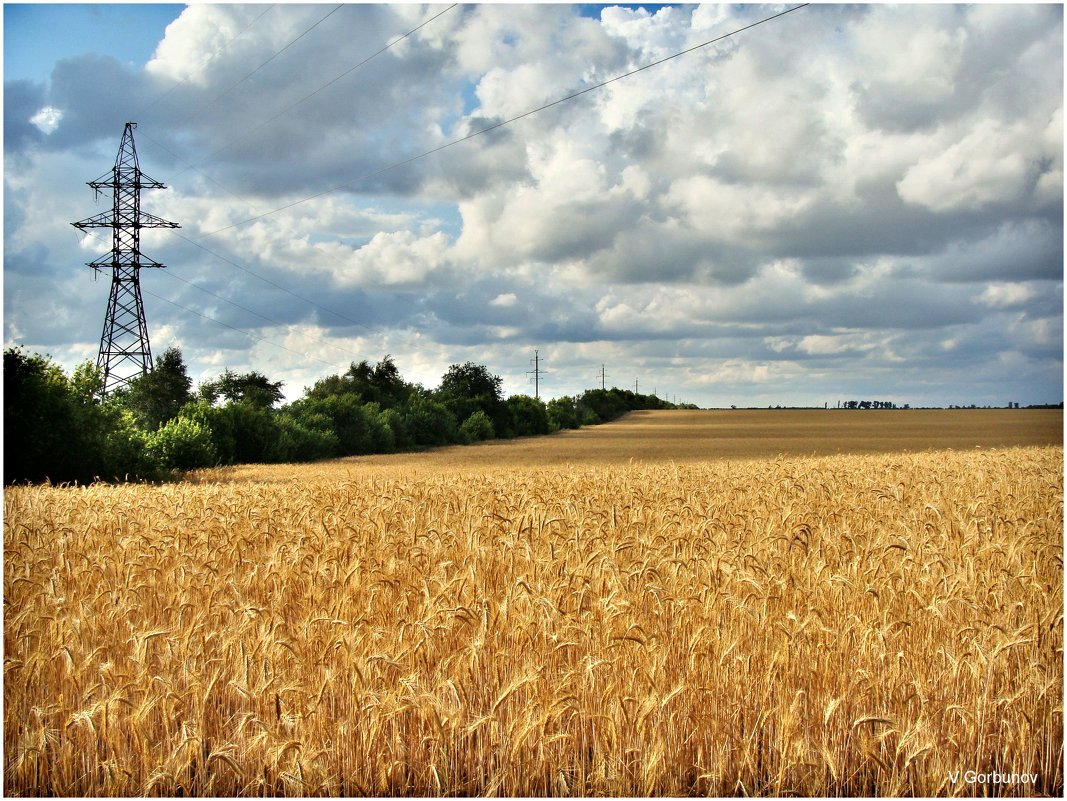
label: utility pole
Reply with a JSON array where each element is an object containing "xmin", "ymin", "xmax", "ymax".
[
  {"xmin": 72, "ymin": 122, "xmax": 178, "ymax": 394},
  {"xmin": 526, "ymin": 348, "xmax": 546, "ymax": 400}
]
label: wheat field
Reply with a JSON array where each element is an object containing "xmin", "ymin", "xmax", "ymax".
[{"xmin": 4, "ymin": 413, "xmax": 1063, "ymax": 796}]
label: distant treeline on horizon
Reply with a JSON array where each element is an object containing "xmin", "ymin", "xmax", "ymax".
[{"xmin": 3, "ymin": 347, "xmax": 697, "ymax": 485}]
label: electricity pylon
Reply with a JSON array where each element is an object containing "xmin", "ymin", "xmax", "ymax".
[
  {"xmin": 527, "ymin": 349, "xmax": 546, "ymax": 399},
  {"xmin": 72, "ymin": 122, "xmax": 179, "ymax": 394}
]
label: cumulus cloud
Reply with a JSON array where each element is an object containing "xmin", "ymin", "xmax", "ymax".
[{"xmin": 3, "ymin": 3, "xmax": 1063, "ymax": 407}]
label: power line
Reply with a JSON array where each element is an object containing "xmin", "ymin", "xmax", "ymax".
[
  {"xmin": 128, "ymin": 4, "xmax": 462, "ymax": 343},
  {"xmin": 74, "ymin": 225, "xmax": 351, "ymax": 376},
  {"xmin": 183, "ymin": 4, "xmax": 345, "ymax": 130},
  {"xmin": 526, "ymin": 348, "xmax": 546, "ymax": 399},
  {"xmin": 169, "ymin": 4, "xmax": 459, "ymax": 182},
  {"xmin": 136, "ymin": 4, "xmax": 459, "ymax": 226},
  {"xmin": 170, "ymin": 230, "xmax": 376, "ymax": 334},
  {"xmin": 143, "ymin": 287, "xmax": 346, "ymax": 373},
  {"xmin": 128, "ymin": 4, "xmax": 278, "ymax": 122},
  {"xmin": 157, "ymin": 263, "xmax": 399, "ymax": 369},
  {"xmin": 194, "ymin": 3, "xmax": 809, "ymax": 240},
  {"xmin": 68, "ymin": 5, "xmax": 809, "ymax": 388}
]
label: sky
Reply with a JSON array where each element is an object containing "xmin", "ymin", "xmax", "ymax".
[{"xmin": 3, "ymin": 2, "xmax": 1063, "ymax": 409}]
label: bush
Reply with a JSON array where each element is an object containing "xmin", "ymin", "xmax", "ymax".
[
  {"xmin": 102, "ymin": 408, "xmax": 162, "ymax": 480},
  {"xmin": 506, "ymin": 395, "xmax": 549, "ymax": 437},
  {"xmin": 177, "ymin": 399, "xmax": 277, "ymax": 465},
  {"xmin": 378, "ymin": 408, "xmax": 408, "ymax": 451},
  {"xmin": 145, "ymin": 416, "xmax": 217, "ymax": 472},
  {"xmin": 403, "ymin": 395, "xmax": 458, "ymax": 447},
  {"xmin": 3, "ymin": 349, "xmax": 161, "ymax": 483},
  {"xmin": 547, "ymin": 396, "xmax": 580, "ymax": 431},
  {"xmin": 289, "ymin": 395, "xmax": 392, "ymax": 456},
  {"xmin": 459, "ymin": 410, "xmax": 495, "ymax": 443},
  {"xmin": 267, "ymin": 412, "xmax": 339, "ymax": 462}
]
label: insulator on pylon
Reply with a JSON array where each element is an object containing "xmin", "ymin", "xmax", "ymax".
[{"xmin": 71, "ymin": 122, "xmax": 179, "ymax": 395}]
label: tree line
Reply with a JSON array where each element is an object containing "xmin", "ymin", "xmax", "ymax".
[{"xmin": 4, "ymin": 347, "xmax": 695, "ymax": 485}]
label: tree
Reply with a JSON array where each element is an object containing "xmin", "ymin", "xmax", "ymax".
[
  {"xmin": 288, "ymin": 394, "xmax": 392, "ymax": 456},
  {"xmin": 459, "ymin": 410, "xmax": 495, "ymax": 443},
  {"xmin": 144, "ymin": 416, "xmax": 216, "ymax": 471},
  {"xmin": 200, "ymin": 369, "xmax": 284, "ymax": 408},
  {"xmin": 437, "ymin": 362, "xmax": 507, "ymax": 436},
  {"xmin": 3, "ymin": 348, "xmax": 158, "ymax": 483},
  {"xmin": 178, "ymin": 398, "xmax": 278, "ymax": 464},
  {"xmin": 368, "ymin": 355, "xmax": 412, "ymax": 408},
  {"xmin": 402, "ymin": 394, "xmax": 458, "ymax": 447},
  {"xmin": 266, "ymin": 411, "xmax": 339, "ymax": 463},
  {"xmin": 122, "ymin": 346, "xmax": 193, "ymax": 430},
  {"xmin": 546, "ymin": 396, "xmax": 580, "ymax": 431},
  {"xmin": 506, "ymin": 395, "xmax": 549, "ymax": 437},
  {"xmin": 305, "ymin": 355, "xmax": 414, "ymax": 409}
]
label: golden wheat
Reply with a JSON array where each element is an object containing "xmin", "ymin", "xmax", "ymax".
[{"xmin": 4, "ymin": 436, "xmax": 1063, "ymax": 795}]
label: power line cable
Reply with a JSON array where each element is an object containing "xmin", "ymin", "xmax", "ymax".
[
  {"xmin": 159, "ymin": 266, "xmax": 304, "ymax": 331},
  {"xmin": 73, "ymin": 4, "xmax": 807, "ymax": 382},
  {"xmin": 144, "ymin": 3, "xmax": 808, "ymax": 375},
  {"xmin": 73, "ymin": 226, "xmax": 350, "ymax": 375},
  {"xmin": 129, "ymin": 4, "xmax": 278, "ymax": 122},
  {"xmin": 170, "ymin": 230, "xmax": 376, "ymax": 334},
  {"xmin": 143, "ymin": 287, "xmax": 347, "ymax": 373},
  {"xmin": 195, "ymin": 3, "xmax": 809, "ymax": 239},
  {"xmin": 181, "ymin": 4, "xmax": 345, "ymax": 130},
  {"xmin": 170, "ymin": 4, "xmax": 459, "ymax": 182},
  {"xmin": 157, "ymin": 262, "xmax": 398, "ymax": 367},
  {"xmin": 127, "ymin": 3, "xmax": 462, "ymax": 318}
]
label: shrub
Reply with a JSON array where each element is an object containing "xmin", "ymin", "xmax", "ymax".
[
  {"xmin": 267, "ymin": 412, "xmax": 339, "ymax": 462},
  {"xmin": 145, "ymin": 416, "xmax": 217, "ymax": 471},
  {"xmin": 460, "ymin": 410, "xmax": 495, "ymax": 443},
  {"xmin": 506, "ymin": 395, "xmax": 550, "ymax": 437},
  {"xmin": 547, "ymin": 396, "xmax": 580, "ymax": 431},
  {"xmin": 403, "ymin": 395, "xmax": 458, "ymax": 447}
]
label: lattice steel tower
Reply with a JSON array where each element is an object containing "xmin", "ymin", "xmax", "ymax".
[{"xmin": 72, "ymin": 122, "xmax": 179, "ymax": 394}]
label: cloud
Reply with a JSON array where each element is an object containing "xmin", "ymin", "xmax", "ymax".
[
  {"xmin": 3, "ymin": 79, "xmax": 47, "ymax": 153},
  {"xmin": 897, "ymin": 118, "xmax": 1056, "ymax": 213},
  {"xmin": 974, "ymin": 283, "xmax": 1038, "ymax": 310},
  {"xmin": 3, "ymin": 3, "xmax": 1062, "ymax": 408},
  {"xmin": 29, "ymin": 105, "xmax": 62, "ymax": 134}
]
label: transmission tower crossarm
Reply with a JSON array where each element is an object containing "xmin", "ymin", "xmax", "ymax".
[
  {"xmin": 88, "ymin": 172, "xmax": 168, "ymax": 191},
  {"xmin": 137, "ymin": 211, "xmax": 181, "ymax": 229},
  {"xmin": 526, "ymin": 348, "xmax": 546, "ymax": 400},
  {"xmin": 72, "ymin": 210, "xmax": 115, "ymax": 229},
  {"xmin": 71, "ymin": 121, "xmax": 179, "ymax": 395}
]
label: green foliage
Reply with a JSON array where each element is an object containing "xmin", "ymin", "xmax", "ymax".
[
  {"xmin": 144, "ymin": 416, "xmax": 217, "ymax": 472},
  {"xmin": 459, "ymin": 410, "xmax": 495, "ymax": 443},
  {"xmin": 402, "ymin": 394, "xmax": 458, "ymax": 447},
  {"xmin": 3, "ymin": 348, "xmax": 160, "ymax": 483},
  {"xmin": 122, "ymin": 346, "xmax": 194, "ymax": 430},
  {"xmin": 289, "ymin": 395, "xmax": 392, "ymax": 456},
  {"xmin": 305, "ymin": 356, "xmax": 413, "ymax": 409},
  {"xmin": 200, "ymin": 368, "xmax": 284, "ymax": 408},
  {"xmin": 5, "ymin": 348, "xmax": 693, "ymax": 485},
  {"xmin": 572, "ymin": 388, "xmax": 676, "ymax": 426},
  {"xmin": 378, "ymin": 408, "xmax": 408, "ymax": 450},
  {"xmin": 177, "ymin": 399, "xmax": 277, "ymax": 465},
  {"xmin": 267, "ymin": 411, "xmax": 339, "ymax": 463},
  {"xmin": 546, "ymin": 396, "xmax": 580, "ymax": 431},
  {"xmin": 506, "ymin": 395, "xmax": 550, "ymax": 437},
  {"xmin": 437, "ymin": 362, "xmax": 508, "ymax": 437},
  {"xmin": 101, "ymin": 408, "xmax": 161, "ymax": 480}
]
